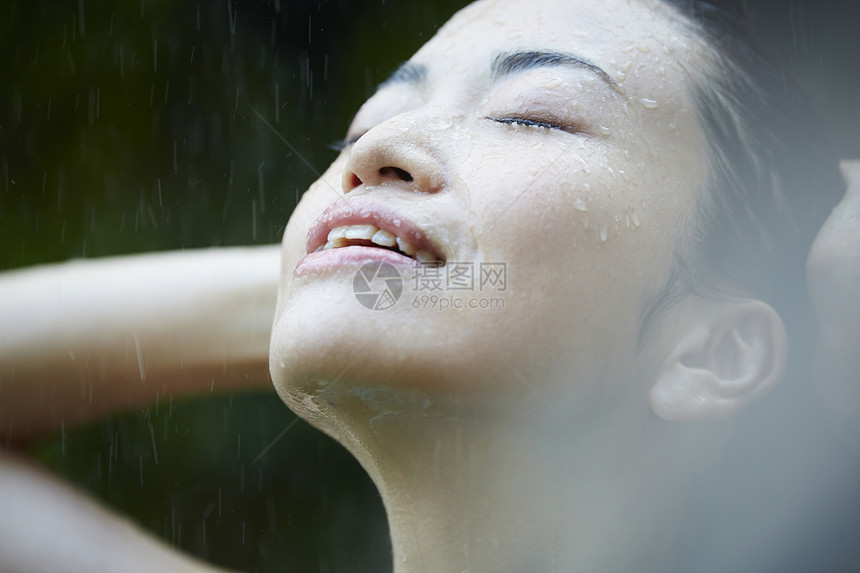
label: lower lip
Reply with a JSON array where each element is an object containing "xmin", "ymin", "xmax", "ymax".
[{"xmin": 293, "ymin": 246, "xmax": 419, "ymax": 277}]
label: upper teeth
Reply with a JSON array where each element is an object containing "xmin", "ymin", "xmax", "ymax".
[
  {"xmin": 322, "ymin": 224, "xmax": 437, "ymax": 262},
  {"xmin": 372, "ymin": 229, "xmax": 397, "ymax": 247},
  {"xmin": 395, "ymin": 235, "xmax": 417, "ymax": 256}
]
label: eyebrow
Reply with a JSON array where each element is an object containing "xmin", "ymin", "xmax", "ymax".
[
  {"xmin": 378, "ymin": 50, "xmax": 619, "ymax": 92},
  {"xmin": 492, "ymin": 50, "xmax": 619, "ymax": 90},
  {"xmin": 380, "ymin": 62, "xmax": 428, "ymax": 88}
]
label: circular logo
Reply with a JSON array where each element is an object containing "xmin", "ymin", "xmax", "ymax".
[{"xmin": 353, "ymin": 261, "xmax": 403, "ymax": 310}]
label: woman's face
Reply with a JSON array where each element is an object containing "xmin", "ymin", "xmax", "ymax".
[{"xmin": 270, "ymin": 0, "xmax": 707, "ymax": 417}]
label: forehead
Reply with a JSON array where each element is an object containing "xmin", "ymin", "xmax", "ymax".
[{"xmin": 412, "ymin": 0, "xmax": 701, "ymax": 99}]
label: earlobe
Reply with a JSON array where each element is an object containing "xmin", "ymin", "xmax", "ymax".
[{"xmin": 650, "ymin": 296, "xmax": 788, "ymax": 421}]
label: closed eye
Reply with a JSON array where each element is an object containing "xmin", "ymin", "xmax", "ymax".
[
  {"xmin": 328, "ymin": 133, "xmax": 364, "ymax": 152},
  {"xmin": 487, "ymin": 117, "xmax": 559, "ymax": 130},
  {"xmin": 334, "ymin": 115, "xmax": 574, "ymax": 150}
]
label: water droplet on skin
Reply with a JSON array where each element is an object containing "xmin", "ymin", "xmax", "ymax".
[
  {"xmin": 574, "ymin": 155, "xmax": 591, "ymax": 174},
  {"xmin": 632, "ymin": 212, "xmax": 641, "ymax": 227},
  {"xmin": 392, "ymin": 219, "xmax": 401, "ymax": 227},
  {"xmin": 600, "ymin": 226, "xmax": 608, "ymax": 242},
  {"xmin": 507, "ymin": 30, "xmax": 523, "ymax": 39},
  {"xmin": 599, "ymin": 126, "xmax": 612, "ymax": 137},
  {"xmin": 637, "ymin": 44, "xmax": 651, "ymax": 53},
  {"xmin": 573, "ymin": 197, "xmax": 588, "ymax": 212},
  {"xmin": 640, "ymin": 98, "xmax": 659, "ymax": 109}
]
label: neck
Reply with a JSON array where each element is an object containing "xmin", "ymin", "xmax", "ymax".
[{"xmin": 315, "ymin": 385, "xmax": 696, "ymax": 573}]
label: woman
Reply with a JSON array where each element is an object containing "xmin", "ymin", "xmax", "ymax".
[{"xmin": 1, "ymin": 0, "xmax": 858, "ymax": 571}]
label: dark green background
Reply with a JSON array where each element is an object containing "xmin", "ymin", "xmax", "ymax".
[{"xmin": 2, "ymin": 1, "xmax": 858, "ymax": 572}]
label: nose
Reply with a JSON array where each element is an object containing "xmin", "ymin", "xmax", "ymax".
[{"xmin": 341, "ymin": 121, "xmax": 445, "ymax": 194}]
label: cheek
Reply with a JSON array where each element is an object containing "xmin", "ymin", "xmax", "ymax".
[
  {"xmin": 281, "ymin": 156, "xmax": 348, "ymax": 274},
  {"xmin": 462, "ymin": 140, "xmax": 689, "ymax": 361},
  {"xmin": 468, "ymin": 139, "xmax": 676, "ymax": 279}
]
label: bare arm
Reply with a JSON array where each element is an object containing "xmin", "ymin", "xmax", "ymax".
[
  {"xmin": 0, "ymin": 452, "xmax": 234, "ymax": 573},
  {"xmin": 0, "ymin": 246, "xmax": 280, "ymax": 442}
]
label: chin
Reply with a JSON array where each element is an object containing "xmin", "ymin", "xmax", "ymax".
[{"xmin": 268, "ymin": 276, "xmax": 523, "ymax": 425}]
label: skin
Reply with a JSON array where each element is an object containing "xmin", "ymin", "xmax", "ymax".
[
  {"xmin": 0, "ymin": 452, "xmax": 231, "ymax": 573},
  {"xmin": 809, "ymin": 160, "xmax": 860, "ymax": 423},
  {"xmin": 0, "ymin": 0, "xmax": 858, "ymax": 571},
  {"xmin": 0, "ymin": 246, "xmax": 279, "ymax": 442},
  {"xmin": 271, "ymin": 0, "xmax": 717, "ymax": 570},
  {"xmin": 0, "ymin": 247, "xmax": 279, "ymax": 573},
  {"xmin": 273, "ymin": 0, "xmax": 707, "ymax": 406}
]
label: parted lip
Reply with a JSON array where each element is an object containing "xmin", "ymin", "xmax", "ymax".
[{"xmin": 305, "ymin": 198, "xmax": 447, "ymax": 263}]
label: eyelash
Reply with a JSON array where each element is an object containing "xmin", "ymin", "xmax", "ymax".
[
  {"xmin": 330, "ymin": 116, "xmax": 566, "ymax": 151},
  {"xmin": 487, "ymin": 117, "xmax": 561, "ymax": 130},
  {"xmin": 328, "ymin": 134, "xmax": 363, "ymax": 151}
]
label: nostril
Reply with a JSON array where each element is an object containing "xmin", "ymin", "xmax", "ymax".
[
  {"xmin": 379, "ymin": 166, "xmax": 414, "ymax": 182},
  {"xmin": 349, "ymin": 173, "xmax": 362, "ymax": 190}
]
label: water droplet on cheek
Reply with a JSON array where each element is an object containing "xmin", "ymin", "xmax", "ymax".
[
  {"xmin": 600, "ymin": 226, "xmax": 608, "ymax": 242},
  {"xmin": 640, "ymin": 98, "xmax": 659, "ymax": 109},
  {"xmin": 599, "ymin": 126, "xmax": 612, "ymax": 137}
]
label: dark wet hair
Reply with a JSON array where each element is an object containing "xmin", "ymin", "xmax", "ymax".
[
  {"xmin": 639, "ymin": 0, "xmax": 843, "ymax": 360},
  {"xmin": 647, "ymin": 3, "xmax": 852, "ymax": 571}
]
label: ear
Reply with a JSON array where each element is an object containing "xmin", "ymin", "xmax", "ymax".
[{"xmin": 650, "ymin": 295, "xmax": 788, "ymax": 421}]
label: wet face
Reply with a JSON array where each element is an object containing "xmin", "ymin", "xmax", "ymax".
[{"xmin": 270, "ymin": 0, "xmax": 707, "ymax": 424}]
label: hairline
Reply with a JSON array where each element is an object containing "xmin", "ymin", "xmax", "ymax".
[{"xmin": 634, "ymin": 0, "xmax": 743, "ymax": 351}]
